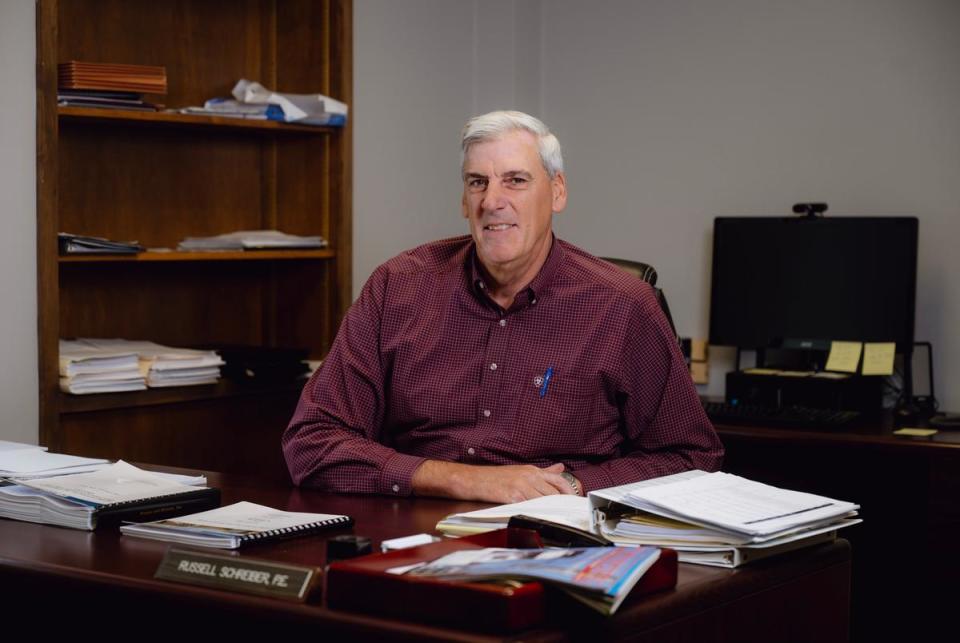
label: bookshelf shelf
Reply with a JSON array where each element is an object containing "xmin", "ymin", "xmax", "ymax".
[
  {"xmin": 59, "ymin": 249, "xmax": 336, "ymax": 263},
  {"xmin": 59, "ymin": 379, "xmax": 308, "ymax": 415},
  {"xmin": 58, "ymin": 105, "xmax": 338, "ymax": 134}
]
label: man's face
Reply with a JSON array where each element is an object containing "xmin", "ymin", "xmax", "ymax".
[{"xmin": 462, "ymin": 130, "xmax": 567, "ymax": 277}]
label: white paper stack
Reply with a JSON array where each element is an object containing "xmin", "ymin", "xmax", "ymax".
[
  {"xmin": 177, "ymin": 230, "xmax": 327, "ymax": 251},
  {"xmin": 59, "ymin": 339, "xmax": 146, "ymax": 394},
  {"xmin": 83, "ymin": 339, "xmax": 225, "ymax": 387},
  {"xmin": 0, "ymin": 447, "xmax": 110, "ymax": 479}
]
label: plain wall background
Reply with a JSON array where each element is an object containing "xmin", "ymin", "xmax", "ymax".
[
  {"xmin": 0, "ymin": 0, "xmax": 38, "ymax": 443},
  {"xmin": 354, "ymin": 0, "xmax": 960, "ymax": 409}
]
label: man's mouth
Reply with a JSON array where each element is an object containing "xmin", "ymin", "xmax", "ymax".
[{"xmin": 483, "ymin": 223, "xmax": 517, "ymax": 231}]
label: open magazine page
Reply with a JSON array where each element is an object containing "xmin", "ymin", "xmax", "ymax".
[{"xmin": 398, "ymin": 546, "xmax": 660, "ymax": 614}]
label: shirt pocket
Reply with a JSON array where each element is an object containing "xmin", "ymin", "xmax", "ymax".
[{"xmin": 512, "ymin": 373, "xmax": 604, "ymax": 454}]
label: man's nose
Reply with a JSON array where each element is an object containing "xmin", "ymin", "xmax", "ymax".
[{"xmin": 481, "ymin": 181, "xmax": 506, "ymax": 211}]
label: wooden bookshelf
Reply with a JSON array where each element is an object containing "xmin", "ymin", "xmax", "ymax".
[
  {"xmin": 59, "ymin": 249, "xmax": 336, "ymax": 263},
  {"xmin": 37, "ymin": 0, "xmax": 353, "ymax": 481}
]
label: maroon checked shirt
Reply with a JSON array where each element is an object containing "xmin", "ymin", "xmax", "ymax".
[{"xmin": 284, "ymin": 236, "xmax": 723, "ymax": 495}]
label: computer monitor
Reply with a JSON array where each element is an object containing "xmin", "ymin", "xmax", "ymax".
[{"xmin": 708, "ymin": 216, "xmax": 918, "ymax": 354}]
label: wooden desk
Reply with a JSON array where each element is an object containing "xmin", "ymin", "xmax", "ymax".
[
  {"xmin": 0, "ymin": 469, "xmax": 850, "ymax": 641},
  {"xmin": 717, "ymin": 418, "xmax": 960, "ymax": 642}
]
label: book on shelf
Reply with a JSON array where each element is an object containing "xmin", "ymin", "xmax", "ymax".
[
  {"xmin": 58, "ymin": 61, "xmax": 168, "ymax": 94},
  {"xmin": 395, "ymin": 545, "xmax": 661, "ymax": 616},
  {"xmin": 0, "ymin": 461, "xmax": 219, "ymax": 530},
  {"xmin": 58, "ymin": 232, "xmax": 145, "ymax": 255},
  {"xmin": 120, "ymin": 500, "xmax": 353, "ymax": 549},
  {"xmin": 436, "ymin": 470, "xmax": 861, "ymax": 568}
]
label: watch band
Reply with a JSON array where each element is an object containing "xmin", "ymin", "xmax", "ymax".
[{"xmin": 560, "ymin": 472, "xmax": 582, "ymax": 496}]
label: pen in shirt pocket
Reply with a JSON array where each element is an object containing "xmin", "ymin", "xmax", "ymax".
[{"xmin": 539, "ymin": 366, "xmax": 554, "ymax": 398}]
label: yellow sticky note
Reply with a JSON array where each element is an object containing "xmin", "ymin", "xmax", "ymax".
[
  {"xmin": 862, "ymin": 342, "xmax": 896, "ymax": 376},
  {"xmin": 894, "ymin": 428, "xmax": 938, "ymax": 437},
  {"xmin": 825, "ymin": 341, "xmax": 863, "ymax": 373}
]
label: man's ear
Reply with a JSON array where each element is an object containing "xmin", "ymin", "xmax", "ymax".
[
  {"xmin": 551, "ymin": 172, "xmax": 568, "ymax": 213},
  {"xmin": 461, "ymin": 190, "xmax": 469, "ymax": 219}
]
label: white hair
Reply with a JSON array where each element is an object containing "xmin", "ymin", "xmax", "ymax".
[{"xmin": 460, "ymin": 110, "xmax": 564, "ymax": 178}]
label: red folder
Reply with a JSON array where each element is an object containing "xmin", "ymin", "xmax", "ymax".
[{"xmin": 325, "ymin": 528, "xmax": 677, "ymax": 633}]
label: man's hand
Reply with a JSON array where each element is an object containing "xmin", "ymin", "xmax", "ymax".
[{"xmin": 412, "ymin": 460, "xmax": 576, "ymax": 503}]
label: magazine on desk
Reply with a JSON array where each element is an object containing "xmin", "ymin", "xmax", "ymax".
[
  {"xmin": 394, "ymin": 545, "xmax": 661, "ymax": 615},
  {"xmin": 436, "ymin": 470, "xmax": 861, "ymax": 568}
]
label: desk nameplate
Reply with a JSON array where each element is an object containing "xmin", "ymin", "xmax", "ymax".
[{"xmin": 155, "ymin": 547, "xmax": 317, "ymax": 602}]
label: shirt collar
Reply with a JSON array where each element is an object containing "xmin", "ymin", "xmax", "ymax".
[{"xmin": 468, "ymin": 235, "xmax": 565, "ymax": 309}]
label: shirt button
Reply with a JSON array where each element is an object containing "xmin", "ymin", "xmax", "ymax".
[
  {"xmin": 467, "ymin": 447, "xmax": 476, "ymax": 456},
  {"xmin": 391, "ymin": 484, "xmax": 400, "ymax": 493},
  {"xmin": 531, "ymin": 298, "xmax": 537, "ymax": 305},
  {"xmin": 489, "ymin": 363, "xmax": 497, "ymax": 371},
  {"xmin": 499, "ymin": 319, "xmax": 506, "ymax": 327},
  {"xmin": 483, "ymin": 409, "xmax": 491, "ymax": 417}
]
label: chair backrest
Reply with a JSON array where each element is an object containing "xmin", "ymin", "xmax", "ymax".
[{"xmin": 600, "ymin": 257, "xmax": 681, "ymax": 345}]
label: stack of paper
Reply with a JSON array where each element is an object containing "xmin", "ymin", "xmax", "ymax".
[
  {"xmin": 59, "ymin": 339, "xmax": 146, "ymax": 394},
  {"xmin": 178, "ymin": 230, "xmax": 327, "ymax": 251},
  {"xmin": 0, "ymin": 461, "xmax": 216, "ymax": 530},
  {"xmin": 58, "ymin": 232, "xmax": 144, "ymax": 255},
  {"xmin": 436, "ymin": 470, "xmax": 860, "ymax": 568},
  {"xmin": 590, "ymin": 470, "xmax": 861, "ymax": 567},
  {"xmin": 83, "ymin": 339, "xmax": 224, "ymax": 387},
  {"xmin": 0, "ymin": 447, "xmax": 109, "ymax": 480}
]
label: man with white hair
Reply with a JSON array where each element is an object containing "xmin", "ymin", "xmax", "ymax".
[{"xmin": 284, "ymin": 110, "xmax": 722, "ymax": 503}]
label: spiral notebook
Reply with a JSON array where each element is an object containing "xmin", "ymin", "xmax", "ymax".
[{"xmin": 119, "ymin": 501, "xmax": 353, "ymax": 549}]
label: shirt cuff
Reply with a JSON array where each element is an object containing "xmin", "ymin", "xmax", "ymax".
[
  {"xmin": 568, "ymin": 465, "xmax": 615, "ymax": 495},
  {"xmin": 378, "ymin": 452, "xmax": 427, "ymax": 497}
]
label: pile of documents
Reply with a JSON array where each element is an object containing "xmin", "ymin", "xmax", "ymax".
[
  {"xmin": 0, "ymin": 441, "xmax": 109, "ymax": 480},
  {"xmin": 0, "ymin": 461, "xmax": 214, "ymax": 530},
  {"xmin": 59, "ymin": 339, "xmax": 146, "ymax": 394},
  {"xmin": 87, "ymin": 339, "xmax": 225, "ymax": 388},
  {"xmin": 437, "ymin": 470, "xmax": 860, "ymax": 568},
  {"xmin": 60, "ymin": 339, "xmax": 225, "ymax": 393},
  {"xmin": 179, "ymin": 78, "xmax": 347, "ymax": 126},
  {"xmin": 177, "ymin": 230, "xmax": 327, "ymax": 251}
]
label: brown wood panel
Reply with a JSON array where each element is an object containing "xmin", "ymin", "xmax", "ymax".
[
  {"xmin": 59, "ymin": 262, "xmax": 267, "ymax": 347},
  {"xmin": 58, "ymin": 123, "xmax": 267, "ymax": 247},
  {"xmin": 37, "ymin": 0, "xmax": 61, "ymax": 448},
  {"xmin": 57, "ymin": 0, "xmax": 268, "ymax": 108},
  {"xmin": 59, "ymin": 392, "xmax": 300, "ymax": 482}
]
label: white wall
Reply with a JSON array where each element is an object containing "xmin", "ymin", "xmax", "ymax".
[
  {"xmin": 0, "ymin": 0, "xmax": 38, "ymax": 443},
  {"xmin": 353, "ymin": 0, "xmax": 543, "ymax": 294},
  {"xmin": 355, "ymin": 0, "xmax": 960, "ymax": 410}
]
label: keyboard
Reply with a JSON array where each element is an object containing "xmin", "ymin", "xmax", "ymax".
[{"xmin": 703, "ymin": 401, "xmax": 860, "ymax": 428}]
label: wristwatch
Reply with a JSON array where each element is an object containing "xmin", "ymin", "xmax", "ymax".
[{"xmin": 560, "ymin": 472, "xmax": 583, "ymax": 496}]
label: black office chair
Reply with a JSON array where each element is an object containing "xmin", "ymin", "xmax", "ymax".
[{"xmin": 600, "ymin": 257, "xmax": 681, "ymax": 347}]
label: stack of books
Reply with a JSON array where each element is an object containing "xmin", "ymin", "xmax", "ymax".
[
  {"xmin": 57, "ymin": 61, "xmax": 167, "ymax": 111},
  {"xmin": 437, "ymin": 470, "xmax": 861, "ymax": 568},
  {"xmin": 58, "ymin": 232, "xmax": 144, "ymax": 255},
  {"xmin": 59, "ymin": 339, "xmax": 146, "ymax": 394}
]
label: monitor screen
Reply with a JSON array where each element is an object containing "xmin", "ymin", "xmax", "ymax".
[{"xmin": 708, "ymin": 216, "xmax": 918, "ymax": 352}]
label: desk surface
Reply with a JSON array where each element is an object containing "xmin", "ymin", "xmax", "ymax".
[{"xmin": 0, "ymin": 468, "xmax": 850, "ymax": 641}]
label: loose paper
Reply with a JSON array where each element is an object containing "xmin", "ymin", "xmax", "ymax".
[
  {"xmin": 825, "ymin": 341, "xmax": 863, "ymax": 373},
  {"xmin": 862, "ymin": 342, "xmax": 896, "ymax": 376}
]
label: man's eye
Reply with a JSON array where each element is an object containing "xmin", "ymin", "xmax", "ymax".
[
  {"xmin": 468, "ymin": 178, "xmax": 487, "ymax": 189},
  {"xmin": 507, "ymin": 177, "xmax": 528, "ymax": 186}
]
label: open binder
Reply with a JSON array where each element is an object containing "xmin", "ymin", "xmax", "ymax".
[{"xmin": 326, "ymin": 528, "xmax": 678, "ymax": 633}]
